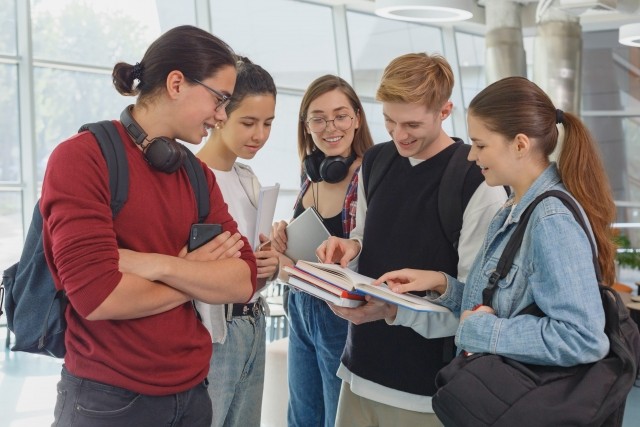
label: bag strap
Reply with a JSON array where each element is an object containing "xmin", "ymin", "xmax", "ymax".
[
  {"xmin": 78, "ymin": 121, "xmax": 209, "ymax": 223},
  {"xmin": 78, "ymin": 121, "xmax": 129, "ymax": 217},
  {"xmin": 364, "ymin": 140, "xmax": 475, "ymax": 249},
  {"xmin": 438, "ymin": 141, "xmax": 473, "ymax": 249},
  {"xmin": 364, "ymin": 141, "xmax": 398, "ymax": 203},
  {"xmin": 482, "ymin": 189, "xmax": 601, "ymax": 308},
  {"xmin": 182, "ymin": 147, "xmax": 210, "ymax": 223}
]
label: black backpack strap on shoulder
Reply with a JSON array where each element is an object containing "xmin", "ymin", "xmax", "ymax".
[
  {"xmin": 78, "ymin": 121, "xmax": 129, "ymax": 217},
  {"xmin": 438, "ymin": 141, "xmax": 473, "ymax": 250},
  {"xmin": 182, "ymin": 147, "xmax": 210, "ymax": 223},
  {"xmin": 364, "ymin": 141, "xmax": 398, "ymax": 203},
  {"xmin": 482, "ymin": 189, "xmax": 600, "ymax": 308}
]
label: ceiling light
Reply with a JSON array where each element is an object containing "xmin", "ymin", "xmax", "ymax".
[
  {"xmin": 375, "ymin": 0, "xmax": 474, "ymax": 23},
  {"xmin": 619, "ymin": 23, "xmax": 640, "ymax": 47}
]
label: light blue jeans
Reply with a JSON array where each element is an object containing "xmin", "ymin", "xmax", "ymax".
[
  {"xmin": 287, "ymin": 290, "xmax": 349, "ymax": 427},
  {"xmin": 207, "ymin": 312, "xmax": 266, "ymax": 427}
]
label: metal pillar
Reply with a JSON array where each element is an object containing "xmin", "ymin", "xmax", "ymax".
[{"xmin": 484, "ymin": 0, "xmax": 527, "ymax": 84}]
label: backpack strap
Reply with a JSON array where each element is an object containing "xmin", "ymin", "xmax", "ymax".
[
  {"xmin": 363, "ymin": 141, "xmax": 398, "ymax": 203},
  {"xmin": 78, "ymin": 121, "xmax": 129, "ymax": 217},
  {"xmin": 364, "ymin": 140, "xmax": 475, "ymax": 250},
  {"xmin": 438, "ymin": 141, "xmax": 473, "ymax": 249},
  {"xmin": 78, "ymin": 121, "xmax": 209, "ymax": 223},
  {"xmin": 482, "ymin": 189, "xmax": 600, "ymax": 308},
  {"xmin": 182, "ymin": 148, "xmax": 210, "ymax": 223}
]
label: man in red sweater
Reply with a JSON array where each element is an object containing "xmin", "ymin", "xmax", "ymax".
[{"xmin": 41, "ymin": 26, "xmax": 256, "ymax": 426}]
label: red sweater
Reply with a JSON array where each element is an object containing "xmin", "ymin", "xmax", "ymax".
[{"xmin": 40, "ymin": 121, "xmax": 257, "ymax": 395}]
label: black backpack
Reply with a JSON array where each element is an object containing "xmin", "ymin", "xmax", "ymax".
[
  {"xmin": 0, "ymin": 120, "xmax": 209, "ymax": 358},
  {"xmin": 432, "ymin": 190, "xmax": 640, "ymax": 427}
]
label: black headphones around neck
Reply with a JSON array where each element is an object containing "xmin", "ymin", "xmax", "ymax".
[
  {"xmin": 303, "ymin": 149, "xmax": 356, "ymax": 184},
  {"xmin": 120, "ymin": 105, "xmax": 186, "ymax": 173}
]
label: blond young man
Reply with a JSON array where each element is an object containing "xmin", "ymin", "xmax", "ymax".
[{"xmin": 318, "ymin": 53, "xmax": 507, "ymax": 427}]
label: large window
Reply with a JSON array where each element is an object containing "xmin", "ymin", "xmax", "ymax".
[
  {"xmin": 455, "ymin": 32, "xmax": 485, "ymax": 109},
  {"xmin": 208, "ymin": 0, "xmax": 339, "ymax": 221},
  {"xmin": 347, "ymin": 11, "xmax": 444, "ymax": 99},
  {"xmin": 4, "ymin": 1, "xmax": 640, "ymax": 276},
  {"xmin": 210, "ymin": 0, "xmax": 338, "ymax": 91},
  {"xmin": 0, "ymin": 0, "xmax": 16, "ymax": 56},
  {"xmin": 1, "ymin": 0, "xmax": 192, "ymax": 265},
  {"xmin": 346, "ymin": 11, "xmax": 454, "ymax": 138}
]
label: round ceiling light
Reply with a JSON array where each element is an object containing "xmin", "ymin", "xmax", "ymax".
[
  {"xmin": 375, "ymin": 0, "xmax": 474, "ymax": 23},
  {"xmin": 619, "ymin": 23, "xmax": 640, "ymax": 47}
]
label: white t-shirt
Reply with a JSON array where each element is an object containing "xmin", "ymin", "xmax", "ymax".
[{"xmin": 213, "ymin": 168, "xmax": 257, "ymax": 249}]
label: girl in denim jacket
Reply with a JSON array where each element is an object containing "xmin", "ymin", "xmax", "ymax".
[{"xmin": 378, "ymin": 76, "xmax": 614, "ymax": 367}]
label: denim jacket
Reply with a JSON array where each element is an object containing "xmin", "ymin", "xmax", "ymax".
[{"xmin": 437, "ymin": 163, "xmax": 609, "ymax": 366}]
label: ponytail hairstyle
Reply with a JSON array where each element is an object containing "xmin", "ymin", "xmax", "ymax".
[
  {"xmin": 112, "ymin": 25, "xmax": 236, "ymax": 103},
  {"xmin": 224, "ymin": 55, "xmax": 277, "ymax": 116},
  {"xmin": 468, "ymin": 76, "xmax": 616, "ymax": 285}
]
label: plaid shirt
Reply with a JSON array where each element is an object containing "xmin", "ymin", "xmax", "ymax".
[{"xmin": 294, "ymin": 167, "xmax": 361, "ymax": 238}]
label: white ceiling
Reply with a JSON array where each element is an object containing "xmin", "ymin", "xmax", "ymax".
[{"xmin": 293, "ymin": 0, "xmax": 640, "ymax": 33}]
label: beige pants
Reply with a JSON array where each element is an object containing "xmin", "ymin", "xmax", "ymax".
[{"xmin": 334, "ymin": 381, "xmax": 443, "ymax": 427}]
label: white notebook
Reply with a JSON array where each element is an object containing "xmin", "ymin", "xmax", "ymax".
[
  {"xmin": 284, "ymin": 206, "xmax": 331, "ymax": 263},
  {"xmin": 253, "ymin": 183, "xmax": 280, "ymax": 249}
]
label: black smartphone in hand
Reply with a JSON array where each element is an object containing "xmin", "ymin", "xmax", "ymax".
[{"xmin": 188, "ymin": 223, "xmax": 223, "ymax": 252}]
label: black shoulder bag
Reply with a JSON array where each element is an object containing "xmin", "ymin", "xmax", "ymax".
[{"xmin": 432, "ymin": 190, "xmax": 640, "ymax": 427}]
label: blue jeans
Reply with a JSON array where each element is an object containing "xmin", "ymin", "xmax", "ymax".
[
  {"xmin": 207, "ymin": 312, "xmax": 266, "ymax": 427},
  {"xmin": 287, "ymin": 290, "xmax": 349, "ymax": 427},
  {"xmin": 52, "ymin": 366, "xmax": 211, "ymax": 427}
]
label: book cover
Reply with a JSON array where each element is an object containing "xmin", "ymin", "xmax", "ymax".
[
  {"xmin": 287, "ymin": 276, "xmax": 365, "ymax": 308},
  {"xmin": 283, "ymin": 207, "xmax": 331, "ymax": 262},
  {"xmin": 291, "ymin": 261, "xmax": 450, "ymax": 313}
]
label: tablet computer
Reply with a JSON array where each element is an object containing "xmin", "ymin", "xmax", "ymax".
[{"xmin": 284, "ymin": 206, "xmax": 331, "ymax": 263}]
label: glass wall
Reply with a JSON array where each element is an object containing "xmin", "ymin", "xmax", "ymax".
[
  {"xmin": 3, "ymin": 0, "xmax": 640, "ymax": 275},
  {"xmin": 346, "ymin": 10, "xmax": 452, "ymax": 138},
  {"xmin": 0, "ymin": 0, "xmax": 20, "ymax": 268}
]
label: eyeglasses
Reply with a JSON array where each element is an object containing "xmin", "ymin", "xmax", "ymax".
[
  {"xmin": 306, "ymin": 114, "xmax": 354, "ymax": 133},
  {"xmin": 186, "ymin": 76, "xmax": 231, "ymax": 111}
]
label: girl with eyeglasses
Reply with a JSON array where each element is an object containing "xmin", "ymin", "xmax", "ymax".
[
  {"xmin": 195, "ymin": 56, "xmax": 280, "ymax": 427},
  {"xmin": 42, "ymin": 26, "xmax": 257, "ymax": 426},
  {"xmin": 270, "ymin": 75, "xmax": 374, "ymax": 427}
]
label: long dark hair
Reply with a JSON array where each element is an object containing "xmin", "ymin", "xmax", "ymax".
[
  {"xmin": 469, "ymin": 76, "xmax": 616, "ymax": 285},
  {"xmin": 112, "ymin": 25, "xmax": 236, "ymax": 102}
]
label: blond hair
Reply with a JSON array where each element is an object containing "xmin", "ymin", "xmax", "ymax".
[{"xmin": 376, "ymin": 53, "xmax": 454, "ymax": 110}]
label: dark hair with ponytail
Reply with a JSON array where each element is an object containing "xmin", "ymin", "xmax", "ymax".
[
  {"xmin": 224, "ymin": 56, "xmax": 277, "ymax": 116},
  {"xmin": 468, "ymin": 76, "xmax": 616, "ymax": 285},
  {"xmin": 112, "ymin": 25, "xmax": 235, "ymax": 102}
]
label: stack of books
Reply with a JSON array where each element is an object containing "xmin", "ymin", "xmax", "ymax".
[{"xmin": 284, "ymin": 261, "xmax": 450, "ymax": 312}]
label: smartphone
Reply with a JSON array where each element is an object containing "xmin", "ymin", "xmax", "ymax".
[{"xmin": 188, "ymin": 223, "xmax": 223, "ymax": 252}]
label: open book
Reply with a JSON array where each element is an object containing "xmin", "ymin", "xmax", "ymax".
[
  {"xmin": 284, "ymin": 261, "xmax": 450, "ymax": 313},
  {"xmin": 287, "ymin": 276, "xmax": 365, "ymax": 308}
]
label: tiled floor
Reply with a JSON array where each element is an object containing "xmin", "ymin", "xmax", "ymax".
[{"xmin": 0, "ymin": 327, "xmax": 639, "ymax": 427}]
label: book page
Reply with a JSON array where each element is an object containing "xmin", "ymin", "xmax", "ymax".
[
  {"xmin": 357, "ymin": 283, "xmax": 450, "ymax": 313},
  {"xmin": 288, "ymin": 276, "xmax": 365, "ymax": 308},
  {"xmin": 294, "ymin": 261, "xmax": 372, "ymax": 291}
]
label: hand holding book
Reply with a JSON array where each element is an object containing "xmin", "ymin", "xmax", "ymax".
[{"xmin": 284, "ymin": 261, "xmax": 450, "ymax": 313}]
